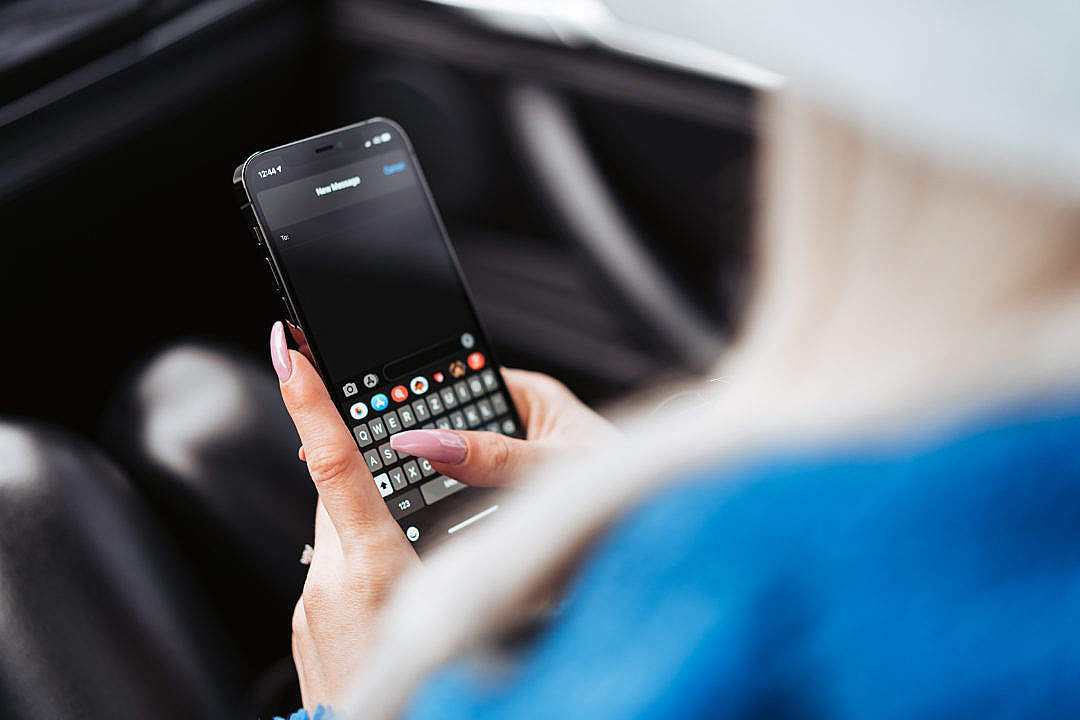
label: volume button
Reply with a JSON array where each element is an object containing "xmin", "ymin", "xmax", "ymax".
[
  {"xmin": 280, "ymin": 294, "xmax": 298, "ymax": 325},
  {"xmin": 251, "ymin": 225, "xmax": 264, "ymax": 248},
  {"xmin": 264, "ymin": 257, "xmax": 282, "ymax": 292}
]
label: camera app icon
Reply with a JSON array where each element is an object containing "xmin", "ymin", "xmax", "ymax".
[{"xmin": 342, "ymin": 382, "xmax": 358, "ymax": 397}]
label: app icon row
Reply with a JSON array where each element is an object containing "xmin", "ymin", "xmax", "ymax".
[{"xmin": 346, "ymin": 353, "xmax": 486, "ymax": 420}]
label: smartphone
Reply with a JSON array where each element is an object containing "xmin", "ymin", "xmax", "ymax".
[{"xmin": 234, "ymin": 118, "xmax": 524, "ymax": 553}]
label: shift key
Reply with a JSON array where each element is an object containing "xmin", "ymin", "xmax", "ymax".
[{"xmin": 420, "ymin": 475, "xmax": 466, "ymax": 505}]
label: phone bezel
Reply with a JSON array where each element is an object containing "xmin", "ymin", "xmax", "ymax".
[{"xmin": 235, "ymin": 118, "xmax": 499, "ymax": 395}]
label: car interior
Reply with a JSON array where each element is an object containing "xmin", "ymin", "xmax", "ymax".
[{"xmin": 2, "ymin": 0, "xmax": 760, "ymax": 715}]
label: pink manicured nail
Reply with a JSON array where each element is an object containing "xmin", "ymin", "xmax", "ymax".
[
  {"xmin": 270, "ymin": 321, "xmax": 292, "ymax": 382},
  {"xmin": 391, "ymin": 430, "xmax": 467, "ymax": 463}
]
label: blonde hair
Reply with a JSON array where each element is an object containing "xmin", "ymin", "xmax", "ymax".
[{"xmin": 340, "ymin": 94, "xmax": 1080, "ymax": 719}]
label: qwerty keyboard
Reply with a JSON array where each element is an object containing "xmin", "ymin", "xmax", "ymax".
[{"xmin": 351, "ymin": 367, "xmax": 518, "ymax": 520}]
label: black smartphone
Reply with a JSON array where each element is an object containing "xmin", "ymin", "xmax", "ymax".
[{"xmin": 234, "ymin": 118, "xmax": 523, "ymax": 553}]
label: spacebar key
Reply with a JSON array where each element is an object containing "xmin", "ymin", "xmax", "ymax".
[{"xmin": 420, "ymin": 475, "xmax": 465, "ymax": 505}]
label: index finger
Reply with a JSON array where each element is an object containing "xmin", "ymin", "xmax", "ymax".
[{"xmin": 272, "ymin": 323, "xmax": 393, "ymax": 538}]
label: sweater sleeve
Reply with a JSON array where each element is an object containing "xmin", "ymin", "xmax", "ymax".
[{"xmin": 273, "ymin": 704, "xmax": 331, "ymax": 720}]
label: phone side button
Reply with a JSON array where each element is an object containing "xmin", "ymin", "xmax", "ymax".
[
  {"xmin": 279, "ymin": 295, "xmax": 298, "ymax": 325},
  {"xmin": 387, "ymin": 489, "xmax": 424, "ymax": 520},
  {"xmin": 264, "ymin": 258, "xmax": 282, "ymax": 292},
  {"xmin": 251, "ymin": 226, "xmax": 264, "ymax": 248}
]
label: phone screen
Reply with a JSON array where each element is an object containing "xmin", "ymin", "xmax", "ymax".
[{"xmin": 241, "ymin": 120, "xmax": 521, "ymax": 551}]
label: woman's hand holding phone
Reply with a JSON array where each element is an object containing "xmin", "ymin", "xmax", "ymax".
[{"xmin": 271, "ymin": 322, "xmax": 614, "ymax": 710}]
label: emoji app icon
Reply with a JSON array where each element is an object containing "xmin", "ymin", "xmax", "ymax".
[
  {"xmin": 410, "ymin": 376, "xmax": 429, "ymax": 394},
  {"xmin": 467, "ymin": 352, "xmax": 486, "ymax": 371},
  {"xmin": 349, "ymin": 402, "xmax": 368, "ymax": 420},
  {"xmin": 370, "ymin": 393, "xmax": 389, "ymax": 412},
  {"xmin": 391, "ymin": 385, "xmax": 409, "ymax": 402},
  {"xmin": 433, "ymin": 371, "xmax": 445, "ymax": 383},
  {"xmin": 448, "ymin": 360, "xmax": 466, "ymax": 378}
]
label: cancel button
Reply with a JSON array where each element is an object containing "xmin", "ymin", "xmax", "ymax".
[{"xmin": 420, "ymin": 475, "xmax": 465, "ymax": 505}]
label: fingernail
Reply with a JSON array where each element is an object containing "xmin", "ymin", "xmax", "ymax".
[
  {"xmin": 270, "ymin": 321, "xmax": 292, "ymax": 382},
  {"xmin": 390, "ymin": 430, "xmax": 467, "ymax": 463}
]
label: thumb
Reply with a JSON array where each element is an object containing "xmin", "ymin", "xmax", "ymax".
[
  {"xmin": 389, "ymin": 429, "xmax": 544, "ymax": 487},
  {"xmin": 272, "ymin": 322, "xmax": 388, "ymax": 541}
]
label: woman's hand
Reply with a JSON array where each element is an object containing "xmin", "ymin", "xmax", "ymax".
[
  {"xmin": 271, "ymin": 323, "xmax": 614, "ymax": 710},
  {"xmin": 273, "ymin": 322, "xmax": 420, "ymax": 708},
  {"xmin": 388, "ymin": 367, "xmax": 617, "ymax": 486}
]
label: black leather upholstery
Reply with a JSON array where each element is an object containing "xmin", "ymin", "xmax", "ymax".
[
  {"xmin": 100, "ymin": 343, "xmax": 316, "ymax": 687},
  {"xmin": 0, "ymin": 420, "xmax": 244, "ymax": 717}
]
